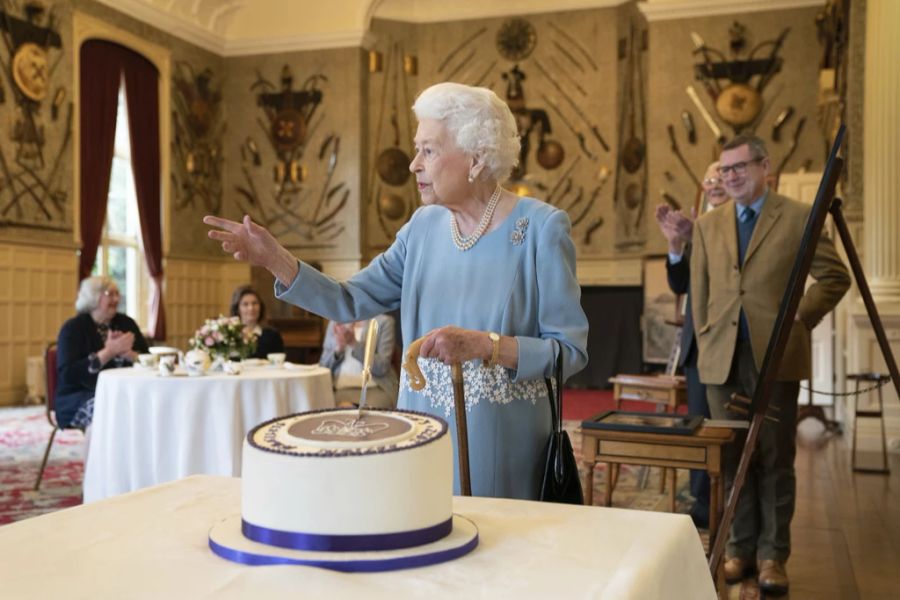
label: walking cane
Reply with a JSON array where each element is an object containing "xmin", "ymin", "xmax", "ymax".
[{"xmin": 403, "ymin": 336, "xmax": 472, "ymax": 496}]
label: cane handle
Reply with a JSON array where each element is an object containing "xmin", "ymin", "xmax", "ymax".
[{"xmin": 403, "ymin": 336, "xmax": 428, "ymax": 390}]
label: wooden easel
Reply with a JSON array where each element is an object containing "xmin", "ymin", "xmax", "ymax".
[{"xmin": 708, "ymin": 125, "xmax": 900, "ymax": 580}]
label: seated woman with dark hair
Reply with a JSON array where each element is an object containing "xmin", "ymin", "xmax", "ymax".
[
  {"xmin": 56, "ymin": 276, "xmax": 149, "ymax": 429},
  {"xmin": 230, "ymin": 284, "xmax": 284, "ymax": 359}
]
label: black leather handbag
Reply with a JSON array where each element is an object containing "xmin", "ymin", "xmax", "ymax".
[{"xmin": 539, "ymin": 345, "xmax": 584, "ymax": 505}]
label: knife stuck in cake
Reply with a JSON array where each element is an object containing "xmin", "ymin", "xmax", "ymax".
[{"xmin": 355, "ymin": 318, "xmax": 379, "ymax": 422}]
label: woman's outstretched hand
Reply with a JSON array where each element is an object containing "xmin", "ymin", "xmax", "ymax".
[{"xmin": 203, "ymin": 215, "xmax": 299, "ymax": 284}]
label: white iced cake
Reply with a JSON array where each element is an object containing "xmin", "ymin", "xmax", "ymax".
[{"xmin": 241, "ymin": 408, "xmax": 452, "ymax": 550}]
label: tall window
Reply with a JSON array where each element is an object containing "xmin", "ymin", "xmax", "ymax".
[{"xmin": 92, "ymin": 82, "xmax": 147, "ymax": 325}]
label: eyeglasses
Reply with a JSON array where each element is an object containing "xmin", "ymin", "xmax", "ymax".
[
  {"xmin": 702, "ymin": 176, "xmax": 722, "ymax": 186},
  {"xmin": 103, "ymin": 289, "xmax": 121, "ymax": 298},
  {"xmin": 718, "ymin": 157, "xmax": 763, "ymax": 177}
]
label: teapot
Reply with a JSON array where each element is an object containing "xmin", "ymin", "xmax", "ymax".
[{"xmin": 184, "ymin": 348, "xmax": 211, "ymax": 376}]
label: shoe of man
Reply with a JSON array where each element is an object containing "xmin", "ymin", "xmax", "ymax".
[
  {"xmin": 758, "ymin": 559, "xmax": 789, "ymax": 595},
  {"xmin": 723, "ymin": 556, "xmax": 755, "ymax": 584}
]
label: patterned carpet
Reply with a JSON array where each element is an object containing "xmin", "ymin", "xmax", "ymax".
[
  {"xmin": 0, "ymin": 406, "xmax": 84, "ymax": 525},
  {"xmin": 0, "ymin": 406, "xmax": 700, "ymax": 529}
]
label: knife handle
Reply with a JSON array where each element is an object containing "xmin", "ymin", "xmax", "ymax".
[{"xmin": 362, "ymin": 319, "xmax": 379, "ymax": 380}]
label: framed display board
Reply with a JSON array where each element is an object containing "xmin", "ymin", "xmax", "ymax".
[{"xmin": 582, "ymin": 410, "xmax": 702, "ymax": 435}]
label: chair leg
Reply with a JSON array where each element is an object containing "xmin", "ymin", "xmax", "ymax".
[
  {"xmin": 878, "ymin": 387, "xmax": 890, "ymax": 473},
  {"xmin": 34, "ymin": 427, "xmax": 58, "ymax": 491}
]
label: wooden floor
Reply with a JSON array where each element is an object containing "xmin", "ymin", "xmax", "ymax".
[{"xmin": 722, "ymin": 419, "xmax": 900, "ymax": 599}]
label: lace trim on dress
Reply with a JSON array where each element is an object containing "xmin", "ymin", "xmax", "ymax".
[{"xmin": 401, "ymin": 357, "xmax": 546, "ymax": 416}]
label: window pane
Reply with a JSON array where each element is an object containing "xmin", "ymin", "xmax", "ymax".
[
  {"xmin": 91, "ymin": 247, "xmax": 104, "ymax": 276},
  {"xmin": 107, "ymin": 157, "xmax": 130, "ymax": 236},
  {"xmin": 126, "ymin": 247, "xmax": 139, "ymax": 319},
  {"xmin": 107, "ymin": 245, "xmax": 128, "ymax": 312},
  {"xmin": 114, "ymin": 85, "xmax": 131, "ymax": 159},
  {"xmin": 97, "ymin": 80, "xmax": 150, "ymax": 329}
]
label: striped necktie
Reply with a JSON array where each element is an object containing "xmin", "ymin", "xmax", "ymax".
[{"xmin": 736, "ymin": 206, "xmax": 758, "ymax": 341}]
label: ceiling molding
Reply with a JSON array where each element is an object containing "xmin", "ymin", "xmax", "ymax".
[
  {"xmin": 372, "ymin": 0, "xmax": 629, "ymax": 23},
  {"xmin": 93, "ymin": 0, "xmax": 826, "ymax": 54},
  {"xmin": 223, "ymin": 30, "xmax": 377, "ymax": 56},
  {"xmin": 638, "ymin": 0, "xmax": 825, "ymax": 22},
  {"xmin": 93, "ymin": 0, "xmax": 230, "ymax": 54},
  {"xmin": 94, "ymin": 0, "xmax": 376, "ymax": 55}
]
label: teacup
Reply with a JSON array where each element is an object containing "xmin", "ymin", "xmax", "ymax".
[
  {"xmin": 267, "ymin": 352, "xmax": 286, "ymax": 367},
  {"xmin": 149, "ymin": 346, "xmax": 181, "ymax": 365},
  {"xmin": 223, "ymin": 360, "xmax": 243, "ymax": 376},
  {"xmin": 158, "ymin": 354, "xmax": 177, "ymax": 376},
  {"xmin": 137, "ymin": 353, "xmax": 157, "ymax": 368}
]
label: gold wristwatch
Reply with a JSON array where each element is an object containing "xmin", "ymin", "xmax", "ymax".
[{"xmin": 486, "ymin": 332, "xmax": 500, "ymax": 368}]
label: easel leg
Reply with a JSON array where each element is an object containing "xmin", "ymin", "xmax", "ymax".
[{"xmin": 831, "ymin": 199, "xmax": 899, "ymax": 474}]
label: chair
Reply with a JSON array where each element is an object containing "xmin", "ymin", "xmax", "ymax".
[{"xmin": 34, "ymin": 342, "xmax": 82, "ymax": 491}]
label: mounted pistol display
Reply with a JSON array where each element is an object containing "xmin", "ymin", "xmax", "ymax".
[
  {"xmin": 172, "ymin": 62, "xmax": 224, "ymax": 214},
  {"xmin": 690, "ymin": 24, "xmax": 791, "ymax": 134},
  {"xmin": 369, "ymin": 40, "xmax": 419, "ymax": 243},
  {"xmin": 235, "ymin": 65, "xmax": 349, "ymax": 247},
  {"xmin": 613, "ymin": 23, "xmax": 648, "ymax": 250}
]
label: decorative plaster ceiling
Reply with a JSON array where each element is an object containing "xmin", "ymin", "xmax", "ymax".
[
  {"xmin": 95, "ymin": 0, "xmax": 825, "ymax": 55},
  {"xmin": 143, "ymin": 0, "xmax": 243, "ymax": 35}
]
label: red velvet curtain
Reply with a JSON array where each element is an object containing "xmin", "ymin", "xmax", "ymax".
[
  {"xmin": 78, "ymin": 40, "xmax": 121, "ymax": 282},
  {"xmin": 123, "ymin": 54, "xmax": 166, "ymax": 340},
  {"xmin": 79, "ymin": 40, "xmax": 166, "ymax": 339}
]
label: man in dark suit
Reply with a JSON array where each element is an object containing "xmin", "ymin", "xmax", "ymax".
[
  {"xmin": 691, "ymin": 135, "xmax": 850, "ymax": 595},
  {"xmin": 655, "ymin": 161, "xmax": 729, "ymax": 528}
]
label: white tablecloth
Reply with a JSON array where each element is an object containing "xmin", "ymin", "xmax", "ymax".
[
  {"xmin": 83, "ymin": 366, "xmax": 334, "ymax": 502},
  {"xmin": 0, "ymin": 476, "xmax": 715, "ymax": 599}
]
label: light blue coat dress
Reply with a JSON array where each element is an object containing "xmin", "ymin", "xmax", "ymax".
[{"xmin": 276, "ymin": 197, "xmax": 589, "ymax": 499}]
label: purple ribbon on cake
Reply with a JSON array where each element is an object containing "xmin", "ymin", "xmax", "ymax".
[
  {"xmin": 241, "ymin": 517, "xmax": 454, "ymax": 552},
  {"xmin": 209, "ymin": 533, "xmax": 479, "ymax": 572}
]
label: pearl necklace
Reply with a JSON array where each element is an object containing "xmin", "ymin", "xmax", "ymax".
[{"xmin": 449, "ymin": 185, "xmax": 502, "ymax": 251}]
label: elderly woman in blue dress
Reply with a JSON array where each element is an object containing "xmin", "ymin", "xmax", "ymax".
[{"xmin": 205, "ymin": 82, "xmax": 588, "ymax": 500}]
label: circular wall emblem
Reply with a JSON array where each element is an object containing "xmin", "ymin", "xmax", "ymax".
[
  {"xmin": 271, "ymin": 108, "xmax": 307, "ymax": 152},
  {"xmin": 12, "ymin": 42, "xmax": 49, "ymax": 102},
  {"xmin": 715, "ymin": 83, "xmax": 762, "ymax": 127},
  {"xmin": 496, "ymin": 18, "xmax": 537, "ymax": 62}
]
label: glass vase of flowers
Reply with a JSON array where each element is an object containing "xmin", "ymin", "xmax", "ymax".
[{"xmin": 189, "ymin": 315, "xmax": 258, "ymax": 367}]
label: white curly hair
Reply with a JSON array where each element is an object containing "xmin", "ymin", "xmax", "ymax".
[
  {"xmin": 412, "ymin": 82, "xmax": 521, "ymax": 183},
  {"xmin": 75, "ymin": 276, "xmax": 116, "ymax": 313}
]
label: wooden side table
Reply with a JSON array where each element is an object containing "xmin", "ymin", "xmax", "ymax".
[
  {"xmin": 609, "ymin": 374, "xmax": 688, "ymax": 411},
  {"xmin": 579, "ymin": 425, "xmax": 734, "ymax": 546}
]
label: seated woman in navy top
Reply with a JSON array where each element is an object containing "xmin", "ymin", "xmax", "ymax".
[
  {"xmin": 55, "ymin": 276, "xmax": 149, "ymax": 429},
  {"xmin": 230, "ymin": 284, "xmax": 284, "ymax": 359}
]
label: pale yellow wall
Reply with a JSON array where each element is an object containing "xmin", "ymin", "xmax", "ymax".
[
  {"xmin": 163, "ymin": 258, "xmax": 250, "ymax": 351},
  {"xmin": 0, "ymin": 243, "xmax": 76, "ymax": 405}
]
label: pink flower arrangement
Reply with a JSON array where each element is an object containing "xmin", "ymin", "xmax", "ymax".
[{"xmin": 189, "ymin": 315, "xmax": 257, "ymax": 360}]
